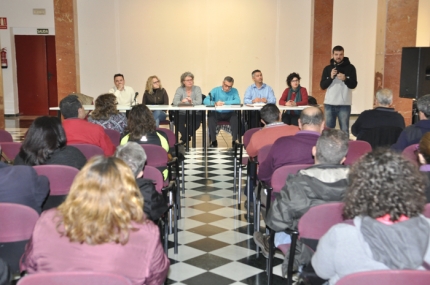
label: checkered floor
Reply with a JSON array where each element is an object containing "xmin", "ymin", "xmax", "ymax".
[{"xmin": 166, "ymin": 147, "xmax": 287, "ymax": 285}]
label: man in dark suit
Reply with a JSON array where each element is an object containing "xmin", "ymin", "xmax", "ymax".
[{"xmin": 0, "ymin": 162, "xmax": 49, "ymax": 214}]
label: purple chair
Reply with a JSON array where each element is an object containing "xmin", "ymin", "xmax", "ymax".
[
  {"xmin": 33, "ymin": 165, "xmax": 79, "ymax": 211},
  {"xmin": 343, "ymin": 140, "xmax": 372, "ymax": 166},
  {"xmin": 423, "ymin": 203, "xmax": 430, "ymax": 218},
  {"xmin": 336, "ymin": 270, "xmax": 430, "ymax": 285},
  {"xmin": 142, "ymin": 165, "xmax": 177, "ymax": 254},
  {"xmin": 104, "ymin": 129, "xmax": 121, "ymax": 146},
  {"xmin": 234, "ymin": 128, "xmax": 261, "ymax": 195},
  {"xmin": 0, "ymin": 142, "xmax": 22, "ymax": 162},
  {"xmin": 69, "ymin": 143, "xmax": 104, "ymax": 160},
  {"xmin": 17, "ymin": 271, "xmax": 133, "ymax": 285},
  {"xmin": 254, "ymin": 164, "xmax": 312, "ymax": 249},
  {"xmin": 0, "ymin": 130, "xmax": 13, "ymax": 142},
  {"xmin": 402, "ymin": 143, "xmax": 419, "ymax": 166},
  {"xmin": 268, "ymin": 202, "xmax": 345, "ymax": 285},
  {"xmin": 0, "ymin": 203, "xmax": 39, "ymax": 275}
]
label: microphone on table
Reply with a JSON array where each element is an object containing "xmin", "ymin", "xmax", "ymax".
[
  {"xmin": 209, "ymin": 92, "xmax": 213, "ymax": 105},
  {"xmin": 133, "ymin": 92, "xmax": 139, "ymax": 105}
]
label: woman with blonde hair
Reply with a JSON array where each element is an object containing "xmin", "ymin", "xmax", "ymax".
[
  {"xmin": 21, "ymin": 156, "xmax": 169, "ymax": 285},
  {"xmin": 142, "ymin": 76, "xmax": 169, "ymax": 128},
  {"xmin": 88, "ymin": 93, "xmax": 127, "ymax": 134}
]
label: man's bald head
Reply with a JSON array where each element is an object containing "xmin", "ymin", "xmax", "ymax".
[{"xmin": 299, "ymin": 107, "xmax": 325, "ymax": 132}]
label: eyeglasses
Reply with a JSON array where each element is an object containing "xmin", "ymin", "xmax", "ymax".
[
  {"xmin": 152, "ymin": 80, "xmax": 160, "ymax": 84},
  {"xmin": 184, "ymin": 79, "xmax": 194, "ymax": 82},
  {"xmin": 291, "ymin": 79, "xmax": 300, "ymax": 83},
  {"xmin": 223, "ymin": 83, "xmax": 233, "ymax": 89}
]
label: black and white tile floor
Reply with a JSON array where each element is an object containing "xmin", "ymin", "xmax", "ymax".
[{"xmin": 166, "ymin": 148, "xmax": 287, "ymax": 285}]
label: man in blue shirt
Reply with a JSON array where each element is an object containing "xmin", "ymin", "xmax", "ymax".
[
  {"xmin": 243, "ymin": 70, "xmax": 276, "ymax": 128},
  {"xmin": 203, "ymin": 76, "xmax": 241, "ymax": 147},
  {"xmin": 243, "ymin": 70, "xmax": 276, "ymax": 104}
]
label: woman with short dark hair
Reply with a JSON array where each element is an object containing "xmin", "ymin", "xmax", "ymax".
[
  {"xmin": 88, "ymin": 93, "xmax": 127, "ymax": 134},
  {"xmin": 279, "ymin": 72, "xmax": 309, "ymax": 126},
  {"xmin": 14, "ymin": 116, "xmax": 86, "ymax": 169},
  {"xmin": 312, "ymin": 149, "xmax": 430, "ymax": 284}
]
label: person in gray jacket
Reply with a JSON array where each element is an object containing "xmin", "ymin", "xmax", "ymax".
[
  {"xmin": 172, "ymin": 71, "xmax": 202, "ymax": 143},
  {"xmin": 312, "ymin": 149, "xmax": 430, "ymax": 285},
  {"xmin": 254, "ymin": 129, "xmax": 350, "ymax": 260}
]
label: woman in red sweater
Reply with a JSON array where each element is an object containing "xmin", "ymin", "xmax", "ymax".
[{"xmin": 279, "ymin": 72, "xmax": 309, "ymax": 126}]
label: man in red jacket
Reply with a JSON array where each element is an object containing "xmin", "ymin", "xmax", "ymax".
[{"xmin": 60, "ymin": 95, "xmax": 115, "ymax": 156}]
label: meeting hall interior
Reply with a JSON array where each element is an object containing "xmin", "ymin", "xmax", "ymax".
[{"xmin": 1, "ymin": 0, "xmax": 430, "ymax": 285}]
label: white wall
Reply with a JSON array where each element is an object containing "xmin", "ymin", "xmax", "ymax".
[
  {"xmin": 0, "ymin": 0, "xmax": 55, "ymax": 114},
  {"xmin": 77, "ymin": 0, "xmax": 313, "ymax": 104},
  {"xmin": 417, "ymin": 0, "xmax": 430, "ymax": 46},
  {"xmin": 332, "ymin": 0, "xmax": 378, "ymax": 114}
]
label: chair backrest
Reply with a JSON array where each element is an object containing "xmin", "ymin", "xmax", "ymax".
[
  {"xmin": 0, "ymin": 142, "xmax": 22, "ymax": 161},
  {"xmin": 0, "ymin": 203, "xmax": 39, "ymax": 242},
  {"xmin": 33, "ymin": 165, "xmax": 79, "ymax": 196},
  {"xmin": 69, "ymin": 144, "xmax": 104, "ymax": 160},
  {"xmin": 358, "ymin": 126, "xmax": 403, "ymax": 149},
  {"xmin": 336, "ymin": 270, "xmax": 430, "ymax": 285},
  {"xmin": 243, "ymin": 128, "xmax": 261, "ymax": 149},
  {"xmin": 140, "ymin": 144, "xmax": 168, "ymax": 169},
  {"xmin": 157, "ymin": 128, "xmax": 176, "ymax": 148},
  {"xmin": 343, "ymin": 140, "xmax": 372, "ymax": 166},
  {"xmin": 298, "ymin": 202, "xmax": 344, "ymax": 240},
  {"xmin": 402, "ymin": 143, "xmax": 419, "ymax": 166},
  {"xmin": 17, "ymin": 271, "xmax": 133, "ymax": 285},
  {"xmin": 104, "ymin": 129, "xmax": 121, "ymax": 146},
  {"xmin": 142, "ymin": 165, "xmax": 164, "ymax": 194},
  {"xmin": 257, "ymin": 144, "xmax": 272, "ymax": 165},
  {"xmin": 0, "ymin": 130, "xmax": 13, "ymax": 142},
  {"xmin": 271, "ymin": 164, "xmax": 313, "ymax": 193},
  {"xmin": 423, "ymin": 203, "xmax": 430, "ymax": 218}
]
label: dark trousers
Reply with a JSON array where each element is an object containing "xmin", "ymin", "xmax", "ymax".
[
  {"xmin": 282, "ymin": 111, "xmax": 300, "ymax": 126},
  {"xmin": 208, "ymin": 111, "xmax": 238, "ymax": 141},
  {"xmin": 178, "ymin": 113, "xmax": 202, "ymax": 141}
]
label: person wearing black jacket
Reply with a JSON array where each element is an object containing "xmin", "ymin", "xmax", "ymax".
[
  {"xmin": 115, "ymin": 142, "xmax": 168, "ymax": 221},
  {"xmin": 320, "ymin": 45, "xmax": 357, "ymax": 135}
]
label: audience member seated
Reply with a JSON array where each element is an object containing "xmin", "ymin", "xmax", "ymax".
[
  {"xmin": 60, "ymin": 95, "xmax": 116, "ymax": 156},
  {"xmin": 20, "ymin": 156, "xmax": 170, "ymax": 285},
  {"xmin": 0, "ymin": 162, "xmax": 49, "ymax": 214},
  {"xmin": 351, "ymin": 88, "xmax": 405, "ymax": 138},
  {"xmin": 392, "ymin": 94, "xmax": 430, "ymax": 151},
  {"xmin": 143, "ymin": 75, "xmax": 169, "ymax": 128},
  {"xmin": 203, "ymin": 76, "xmax": 241, "ymax": 147},
  {"xmin": 172, "ymin": 72, "xmax": 202, "ymax": 144},
  {"xmin": 418, "ymin": 132, "xmax": 430, "ymax": 202},
  {"xmin": 312, "ymin": 149, "xmax": 430, "ymax": 284},
  {"xmin": 258, "ymin": 106, "xmax": 325, "ymax": 184},
  {"xmin": 88, "ymin": 93, "xmax": 127, "ymax": 134},
  {"xmin": 116, "ymin": 142, "xmax": 168, "ymax": 222},
  {"xmin": 14, "ymin": 116, "xmax": 87, "ymax": 170},
  {"xmin": 246, "ymin": 104, "xmax": 299, "ymax": 158},
  {"xmin": 254, "ymin": 130, "xmax": 349, "ymax": 265},
  {"xmin": 279, "ymin": 72, "xmax": 309, "ymax": 126}
]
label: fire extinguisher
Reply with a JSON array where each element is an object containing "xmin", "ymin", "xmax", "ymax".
[{"xmin": 1, "ymin": 48, "xmax": 7, "ymax": 69}]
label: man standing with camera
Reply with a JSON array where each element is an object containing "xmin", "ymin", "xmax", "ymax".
[{"xmin": 320, "ymin": 46, "xmax": 357, "ymax": 135}]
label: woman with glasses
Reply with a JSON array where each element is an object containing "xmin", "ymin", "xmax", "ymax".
[
  {"xmin": 279, "ymin": 72, "xmax": 309, "ymax": 126},
  {"xmin": 88, "ymin": 93, "xmax": 127, "ymax": 134},
  {"xmin": 142, "ymin": 76, "xmax": 169, "ymax": 128},
  {"xmin": 172, "ymin": 71, "xmax": 202, "ymax": 144}
]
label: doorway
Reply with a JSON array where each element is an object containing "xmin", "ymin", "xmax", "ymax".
[{"xmin": 14, "ymin": 35, "xmax": 57, "ymax": 116}]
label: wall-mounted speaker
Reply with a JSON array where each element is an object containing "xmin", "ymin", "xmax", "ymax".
[{"xmin": 399, "ymin": 47, "xmax": 430, "ymax": 99}]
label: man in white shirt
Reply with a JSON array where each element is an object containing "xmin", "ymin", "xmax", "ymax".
[{"xmin": 109, "ymin": 73, "xmax": 135, "ymax": 106}]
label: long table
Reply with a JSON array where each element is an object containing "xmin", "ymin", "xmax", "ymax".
[{"xmin": 49, "ymin": 104, "xmax": 309, "ymax": 151}]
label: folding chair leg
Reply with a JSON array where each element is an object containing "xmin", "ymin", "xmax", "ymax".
[
  {"xmin": 163, "ymin": 216, "xmax": 168, "ymax": 254},
  {"xmin": 233, "ymin": 158, "xmax": 237, "ymax": 193},
  {"xmin": 246, "ymin": 174, "xmax": 251, "ymax": 222},
  {"xmin": 267, "ymin": 230, "xmax": 275, "ymax": 284},
  {"xmin": 181, "ymin": 161, "xmax": 185, "ymax": 194},
  {"xmin": 176, "ymin": 181, "xmax": 181, "ymax": 220},
  {"xmin": 238, "ymin": 167, "xmax": 242, "ymax": 204},
  {"xmin": 256, "ymin": 200, "xmax": 261, "ymax": 232},
  {"xmin": 169, "ymin": 192, "xmax": 173, "ymax": 234},
  {"xmin": 174, "ymin": 204, "xmax": 178, "ymax": 254},
  {"xmin": 287, "ymin": 232, "xmax": 299, "ymax": 285}
]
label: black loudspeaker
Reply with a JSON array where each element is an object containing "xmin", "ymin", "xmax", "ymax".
[{"xmin": 399, "ymin": 47, "xmax": 430, "ymax": 99}]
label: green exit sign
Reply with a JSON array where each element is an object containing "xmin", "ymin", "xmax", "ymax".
[{"xmin": 37, "ymin": 29, "xmax": 49, "ymax": 34}]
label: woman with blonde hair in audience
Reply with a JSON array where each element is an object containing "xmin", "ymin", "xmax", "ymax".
[
  {"xmin": 88, "ymin": 93, "xmax": 127, "ymax": 134},
  {"xmin": 20, "ymin": 156, "xmax": 170, "ymax": 285},
  {"xmin": 14, "ymin": 116, "xmax": 86, "ymax": 169},
  {"xmin": 143, "ymin": 75, "xmax": 169, "ymax": 128},
  {"xmin": 312, "ymin": 149, "xmax": 430, "ymax": 284}
]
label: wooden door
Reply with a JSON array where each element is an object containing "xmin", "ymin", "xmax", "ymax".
[{"xmin": 15, "ymin": 35, "xmax": 57, "ymax": 116}]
